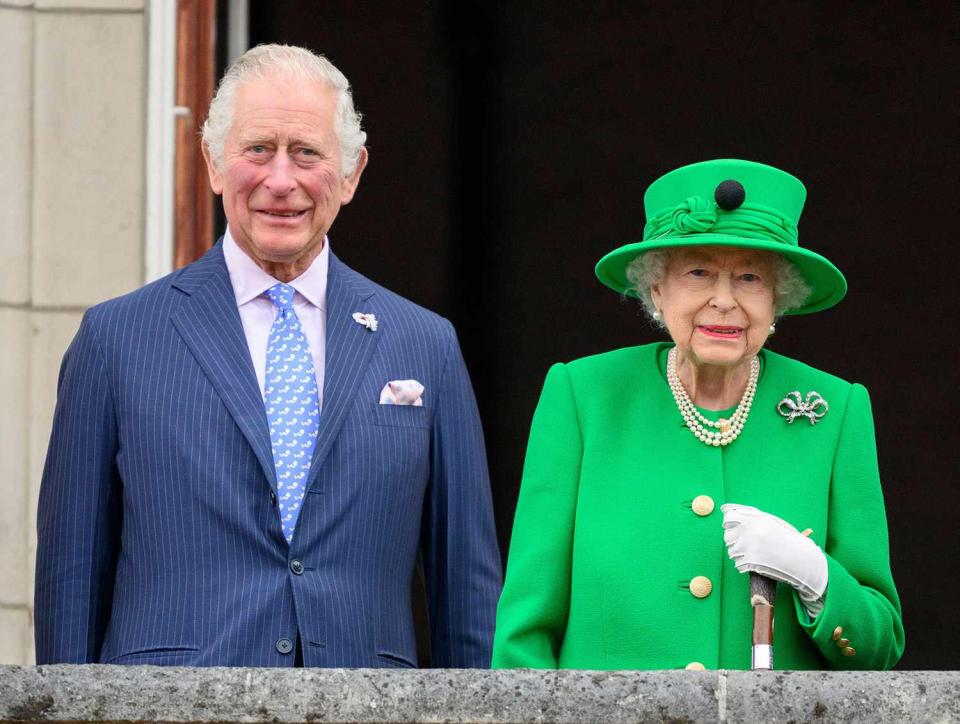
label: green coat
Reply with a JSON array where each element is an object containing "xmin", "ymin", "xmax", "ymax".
[{"xmin": 492, "ymin": 342, "xmax": 903, "ymax": 670}]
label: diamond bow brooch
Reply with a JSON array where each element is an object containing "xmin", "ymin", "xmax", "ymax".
[
  {"xmin": 777, "ymin": 391, "xmax": 828, "ymax": 425},
  {"xmin": 352, "ymin": 312, "xmax": 378, "ymax": 332}
]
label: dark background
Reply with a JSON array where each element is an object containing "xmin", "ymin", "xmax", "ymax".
[{"xmin": 244, "ymin": 1, "xmax": 960, "ymax": 669}]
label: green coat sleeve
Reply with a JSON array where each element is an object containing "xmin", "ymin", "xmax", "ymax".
[
  {"xmin": 794, "ymin": 383, "xmax": 905, "ymax": 669},
  {"xmin": 492, "ymin": 363, "xmax": 582, "ymax": 668}
]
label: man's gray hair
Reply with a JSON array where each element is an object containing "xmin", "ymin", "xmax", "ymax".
[
  {"xmin": 202, "ymin": 44, "xmax": 367, "ymax": 177},
  {"xmin": 625, "ymin": 248, "xmax": 812, "ymax": 324}
]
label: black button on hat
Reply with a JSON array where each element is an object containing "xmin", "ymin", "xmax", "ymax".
[{"xmin": 715, "ymin": 180, "xmax": 746, "ymax": 210}]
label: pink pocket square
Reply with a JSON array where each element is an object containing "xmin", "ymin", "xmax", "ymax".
[{"xmin": 379, "ymin": 380, "xmax": 424, "ymax": 406}]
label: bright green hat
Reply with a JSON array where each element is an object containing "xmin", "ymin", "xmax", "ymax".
[{"xmin": 595, "ymin": 159, "xmax": 847, "ymax": 314}]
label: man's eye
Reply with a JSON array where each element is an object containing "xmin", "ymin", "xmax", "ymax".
[
  {"xmin": 249, "ymin": 145, "xmax": 266, "ymax": 154},
  {"xmin": 297, "ymin": 147, "xmax": 317, "ymax": 156}
]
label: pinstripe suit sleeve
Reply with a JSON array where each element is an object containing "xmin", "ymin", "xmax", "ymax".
[
  {"xmin": 422, "ymin": 322, "xmax": 502, "ymax": 668},
  {"xmin": 34, "ymin": 310, "xmax": 122, "ymax": 664}
]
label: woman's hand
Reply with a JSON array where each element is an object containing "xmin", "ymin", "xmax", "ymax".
[{"xmin": 721, "ymin": 503, "xmax": 828, "ymax": 616}]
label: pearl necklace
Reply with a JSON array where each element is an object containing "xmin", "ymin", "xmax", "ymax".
[{"xmin": 666, "ymin": 347, "xmax": 759, "ymax": 447}]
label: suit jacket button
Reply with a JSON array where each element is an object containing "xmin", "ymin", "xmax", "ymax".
[
  {"xmin": 290, "ymin": 559, "xmax": 304, "ymax": 575},
  {"xmin": 689, "ymin": 576, "xmax": 713, "ymax": 598},
  {"xmin": 276, "ymin": 638, "xmax": 293, "ymax": 654},
  {"xmin": 270, "ymin": 492, "xmax": 277, "ymax": 506},
  {"xmin": 691, "ymin": 495, "xmax": 715, "ymax": 516}
]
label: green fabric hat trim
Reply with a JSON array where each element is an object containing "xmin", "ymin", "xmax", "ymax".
[{"xmin": 595, "ymin": 159, "xmax": 847, "ymax": 315}]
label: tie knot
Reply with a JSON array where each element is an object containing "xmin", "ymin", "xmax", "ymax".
[{"xmin": 265, "ymin": 283, "xmax": 296, "ymax": 312}]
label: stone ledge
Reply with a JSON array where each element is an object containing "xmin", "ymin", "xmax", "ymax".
[{"xmin": 0, "ymin": 665, "xmax": 957, "ymax": 723}]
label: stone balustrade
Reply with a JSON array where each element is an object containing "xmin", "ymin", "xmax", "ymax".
[{"xmin": 0, "ymin": 665, "xmax": 957, "ymax": 722}]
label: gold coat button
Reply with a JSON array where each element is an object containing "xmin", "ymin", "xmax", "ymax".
[
  {"xmin": 691, "ymin": 495, "xmax": 715, "ymax": 516},
  {"xmin": 685, "ymin": 662, "xmax": 706, "ymax": 671},
  {"xmin": 836, "ymin": 638, "xmax": 850, "ymax": 648},
  {"xmin": 841, "ymin": 646, "xmax": 856, "ymax": 657},
  {"xmin": 689, "ymin": 576, "xmax": 713, "ymax": 598},
  {"xmin": 832, "ymin": 626, "xmax": 843, "ymax": 641}
]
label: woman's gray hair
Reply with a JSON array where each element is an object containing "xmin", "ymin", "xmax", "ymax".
[
  {"xmin": 625, "ymin": 248, "xmax": 811, "ymax": 324},
  {"xmin": 201, "ymin": 44, "xmax": 367, "ymax": 177}
]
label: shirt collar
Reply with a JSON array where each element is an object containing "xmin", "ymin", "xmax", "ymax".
[{"xmin": 222, "ymin": 227, "xmax": 329, "ymax": 311}]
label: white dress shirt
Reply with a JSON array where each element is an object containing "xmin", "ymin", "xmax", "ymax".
[{"xmin": 222, "ymin": 228, "xmax": 328, "ymax": 410}]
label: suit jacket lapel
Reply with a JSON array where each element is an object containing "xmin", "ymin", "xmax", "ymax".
[
  {"xmin": 307, "ymin": 254, "xmax": 380, "ymax": 490},
  {"xmin": 170, "ymin": 244, "xmax": 277, "ymax": 490}
]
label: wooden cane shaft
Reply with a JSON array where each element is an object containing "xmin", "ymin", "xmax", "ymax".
[
  {"xmin": 750, "ymin": 573, "xmax": 778, "ymax": 647},
  {"xmin": 752, "ymin": 603, "xmax": 775, "ymax": 646}
]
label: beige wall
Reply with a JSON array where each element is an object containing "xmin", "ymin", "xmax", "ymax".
[{"xmin": 0, "ymin": 0, "xmax": 146, "ymax": 664}]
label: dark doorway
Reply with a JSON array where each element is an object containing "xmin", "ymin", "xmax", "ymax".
[{"xmin": 249, "ymin": 1, "xmax": 960, "ymax": 670}]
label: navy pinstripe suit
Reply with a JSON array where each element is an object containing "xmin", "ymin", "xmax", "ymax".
[{"xmin": 34, "ymin": 242, "xmax": 502, "ymax": 668}]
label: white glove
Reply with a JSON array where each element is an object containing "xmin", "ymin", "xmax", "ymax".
[{"xmin": 721, "ymin": 503, "xmax": 828, "ymax": 617}]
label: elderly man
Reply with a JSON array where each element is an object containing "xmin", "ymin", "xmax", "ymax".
[{"xmin": 34, "ymin": 44, "xmax": 501, "ymax": 668}]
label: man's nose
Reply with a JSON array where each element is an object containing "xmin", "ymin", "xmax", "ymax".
[
  {"xmin": 709, "ymin": 274, "xmax": 738, "ymax": 312},
  {"xmin": 264, "ymin": 150, "xmax": 296, "ymax": 195}
]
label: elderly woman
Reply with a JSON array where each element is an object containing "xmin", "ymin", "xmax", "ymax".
[{"xmin": 492, "ymin": 159, "xmax": 904, "ymax": 670}]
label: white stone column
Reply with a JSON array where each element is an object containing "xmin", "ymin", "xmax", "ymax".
[{"xmin": 0, "ymin": 0, "xmax": 147, "ymax": 664}]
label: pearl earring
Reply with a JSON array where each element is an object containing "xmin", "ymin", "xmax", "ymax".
[
  {"xmin": 769, "ymin": 323, "xmax": 776, "ymax": 334},
  {"xmin": 652, "ymin": 309, "xmax": 662, "ymax": 321}
]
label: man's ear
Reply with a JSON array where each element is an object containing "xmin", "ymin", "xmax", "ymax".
[
  {"xmin": 201, "ymin": 142, "xmax": 224, "ymax": 195},
  {"xmin": 340, "ymin": 146, "xmax": 369, "ymax": 205}
]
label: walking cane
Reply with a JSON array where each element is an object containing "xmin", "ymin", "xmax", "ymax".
[
  {"xmin": 749, "ymin": 573, "xmax": 777, "ymax": 669},
  {"xmin": 750, "ymin": 528, "xmax": 813, "ymax": 670}
]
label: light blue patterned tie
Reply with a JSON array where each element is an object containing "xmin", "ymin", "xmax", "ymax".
[{"xmin": 264, "ymin": 283, "xmax": 320, "ymax": 543}]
